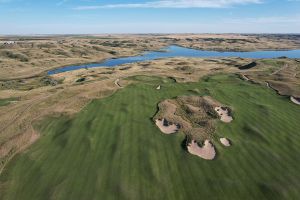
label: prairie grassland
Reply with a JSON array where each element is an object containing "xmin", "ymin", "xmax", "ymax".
[
  {"xmin": 0, "ymin": 35, "xmax": 167, "ymax": 80},
  {"xmin": 1, "ymin": 74, "xmax": 300, "ymax": 200},
  {"xmin": 1, "ymin": 34, "xmax": 300, "ymax": 80},
  {"xmin": 160, "ymin": 34, "xmax": 300, "ymax": 52},
  {"xmin": 242, "ymin": 59, "xmax": 300, "ymax": 97},
  {"xmin": 0, "ymin": 34, "xmax": 300, "ymax": 199}
]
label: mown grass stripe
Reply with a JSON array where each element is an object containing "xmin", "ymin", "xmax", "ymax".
[{"xmin": 1, "ymin": 75, "xmax": 300, "ymax": 200}]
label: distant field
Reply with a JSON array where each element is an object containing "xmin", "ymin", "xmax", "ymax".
[{"xmin": 1, "ymin": 74, "xmax": 300, "ymax": 200}]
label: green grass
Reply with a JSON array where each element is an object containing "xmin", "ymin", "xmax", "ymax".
[
  {"xmin": 1, "ymin": 74, "xmax": 300, "ymax": 200},
  {"xmin": 0, "ymin": 97, "xmax": 18, "ymax": 107},
  {"xmin": 259, "ymin": 59, "xmax": 285, "ymax": 74}
]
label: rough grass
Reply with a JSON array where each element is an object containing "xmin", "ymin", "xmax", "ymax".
[
  {"xmin": 153, "ymin": 96, "xmax": 218, "ymax": 141},
  {"xmin": 1, "ymin": 74, "xmax": 300, "ymax": 200},
  {"xmin": 0, "ymin": 50, "xmax": 29, "ymax": 62},
  {"xmin": 0, "ymin": 76, "xmax": 63, "ymax": 90}
]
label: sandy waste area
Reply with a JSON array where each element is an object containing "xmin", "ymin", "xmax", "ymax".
[
  {"xmin": 155, "ymin": 119, "xmax": 179, "ymax": 134},
  {"xmin": 290, "ymin": 96, "xmax": 300, "ymax": 105},
  {"xmin": 187, "ymin": 140, "xmax": 216, "ymax": 160},
  {"xmin": 215, "ymin": 107, "xmax": 233, "ymax": 123},
  {"xmin": 220, "ymin": 138, "xmax": 231, "ymax": 147}
]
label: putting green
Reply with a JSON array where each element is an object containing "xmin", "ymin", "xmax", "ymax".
[{"xmin": 1, "ymin": 74, "xmax": 300, "ymax": 200}]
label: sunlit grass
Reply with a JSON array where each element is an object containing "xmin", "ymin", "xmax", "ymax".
[{"xmin": 1, "ymin": 74, "xmax": 299, "ymax": 200}]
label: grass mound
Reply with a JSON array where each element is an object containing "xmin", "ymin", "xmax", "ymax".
[
  {"xmin": 153, "ymin": 96, "xmax": 224, "ymax": 140},
  {"xmin": 153, "ymin": 95, "xmax": 233, "ymax": 159}
]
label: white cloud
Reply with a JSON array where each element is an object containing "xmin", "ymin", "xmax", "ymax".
[{"xmin": 74, "ymin": 0, "xmax": 262, "ymax": 10}]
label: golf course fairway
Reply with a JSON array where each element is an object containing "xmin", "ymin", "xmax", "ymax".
[{"xmin": 1, "ymin": 74, "xmax": 300, "ymax": 200}]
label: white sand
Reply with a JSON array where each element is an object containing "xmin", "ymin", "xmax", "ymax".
[
  {"xmin": 156, "ymin": 85, "xmax": 161, "ymax": 90},
  {"xmin": 220, "ymin": 138, "xmax": 231, "ymax": 147},
  {"xmin": 114, "ymin": 79, "xmax": 123, "ymax": 88},
  {"xmin": 242, "ymin": 74, "xmax": 250, "ymax": 81},
  {"xmin": 187, "ymin": 140, "xmax": 216, "ymax": 160},
  {"xmin": 155, "ymin": 119, "xmax": 178, "ymax": 134},
  {"xmin": 215, "ymin": 107, "xmax": 233, "ymax": 123},
  {"xmin": 290, "ymin": 96, "xmax": 300, "ymax": 105}
]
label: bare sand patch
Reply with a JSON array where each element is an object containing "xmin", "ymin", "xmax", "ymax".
[
  {"xmin": 114, "ymin": 79, "xmax": 123, "ymax": 88},
  {"xmin": 187, "ymin": 140, "xmax": 216, "ymax": 160},
  {"xmin": 155, "ymin": 119, "xmax": 179, "ymax": 134},
  {"xmin": 215, "ymin": 106, "xmax": 233, "ymax": 123},
  {"xmin": 290, "ymin": 96, "xmax": 300, "ymax": 105},
  {"xmin": 220, "ymin": 138, "xmax": 231, "ymax": 147},
  {"xmin": 266, "ymin": 82, "xmax": 270, "ymax": 88},
  {"xmin": 242, "ymin": 74, "xmax": 250, "ymax": 81}
]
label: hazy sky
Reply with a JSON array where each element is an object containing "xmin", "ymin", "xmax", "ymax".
[{"xmin": 0, "ymin": 0, "xmax": 300, "ymax": 34}]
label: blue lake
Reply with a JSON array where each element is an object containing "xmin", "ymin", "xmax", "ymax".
[{"xmin": 48, "ymin": 45, "xmax": 300, "ymax": 75}]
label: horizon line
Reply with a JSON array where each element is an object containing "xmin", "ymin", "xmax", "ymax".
[{"xmin": 1, "ymin": 33, "xmax": 300, "ymax": 37}]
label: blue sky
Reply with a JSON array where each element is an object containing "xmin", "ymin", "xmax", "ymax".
[{"xmin": 0, "ymin": 0, "xmax": 299, "ymax": 34}]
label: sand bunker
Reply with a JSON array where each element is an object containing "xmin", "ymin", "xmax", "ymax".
[
  {"xmin": 220, "ymin": 138, "xmax": 231, "ymax": 147},
  {"xmin": 155, "ymin": 119, "xmax": 179, "ymax": 134},
  {"xmin": 187, "ymin": 140, "xmax": 216, "ymax": 160},
  {"xmin": 154, "ymin": 96, "xmax": 233, "ymax": 160},
  {"xmin": 290, "ymin": 96, "xmax": 300, "ymax": 105},
  {"xmin": 215, "ymin": 107, "xmax": 233, "ymax": 123},
  {"xmin": 156, "ymin": 85, "xmax": 161, "ymax": 90},
  {"xmin": 154, "ymin": 96, "xmax": 233, "ymax": 136},
  {"xmin": 114, "ymin": 79, "xmax": 123, "ymax": 88},
  {"xmin": 242, "ymin": 74, "xmax": 250, "ymax": 81}
]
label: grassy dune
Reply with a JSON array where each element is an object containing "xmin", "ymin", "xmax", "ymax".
[{"xmin": 1, "ymin": 74, "xmax": 300, "ymax": 200}]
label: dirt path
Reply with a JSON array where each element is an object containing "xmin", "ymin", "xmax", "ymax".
[
  {"xmin": 0, "ymin": 94, "xmax": 52, "ymax": 134},
  {"xmin": 265, "ymin": 81, "xmax": 279, "ymax": 92},
  {"xmin": 270, "ymin": 64, "xmax": 288, "ymax": 76}
]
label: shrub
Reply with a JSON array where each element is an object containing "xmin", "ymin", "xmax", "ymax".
[
  {"xmin": 1, "ymin": 50, "xmax": 29, "ymax": 62},
  {"xmin": 76, "ymin": 77, "xmax": 86, "ymax": 82}
]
